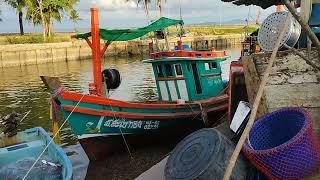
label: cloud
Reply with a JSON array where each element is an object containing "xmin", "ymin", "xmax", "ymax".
[
  {"xmin": 0, "ymin": 0, "xmax": 276, "ymax": 33},
  {"xmin": 95, "ymin": 0, "xmax": 137, "ymax": 8}
]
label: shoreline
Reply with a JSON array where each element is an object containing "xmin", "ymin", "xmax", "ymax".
[{"xmin": 0, "ymin": 34, "xmax": 243, "ymax": 68}]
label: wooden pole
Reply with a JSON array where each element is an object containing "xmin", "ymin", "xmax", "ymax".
[
  {"xmin": 282, "ymin": 0, "xmax": 320, "ymax": 61},
  {"xmin": 223, "ymin": 14, "xmax": 292, "ymax": 180},
  {"xmin": 300, "ymin": 0, "xmax": 312, "ymax": 22},
  {"xmin": 90, "ymin": 8, "xmax": 102, "ymax": 96}
]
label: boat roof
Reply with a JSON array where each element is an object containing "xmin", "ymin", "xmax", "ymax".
[
  {"xmin": 143, "ymin": 57, "xmax": 227, "ymax": 63},
  {"xmin": 143, "ymin": 50, "xmax": 229, "ymax": 63},
  {"xmin": 74, "ymin": 17, "xmax": 183, "ymax": 43}
]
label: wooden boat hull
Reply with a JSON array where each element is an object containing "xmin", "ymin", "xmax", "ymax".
[
  {"xmin": 56, "ymin": 91, "xmax": 229, "ymax": 160},
  {"xmin": 78, "ymin": 110, "xmax": 227, "ymax": 160}
]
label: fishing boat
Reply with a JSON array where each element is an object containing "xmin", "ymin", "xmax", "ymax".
[
  {"xmin": 0, "ymin": 127, "xmax": 72, "ymax": 179},
  {"xmin": 41, "ymin": 8, "xmax": 229, "ymax": 160}
]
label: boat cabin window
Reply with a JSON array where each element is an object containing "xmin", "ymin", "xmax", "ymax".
[
  {"xmin": 205, "ymin": 62, "xmax": 218, "ymax": 70},
  {"xmin": 210, "ymin": 62, "xmax": 217, "ymax": 69},
  {"xmin": 165, "ymin": 64, "xmax": 173, "ymax": 77},
  {"xmin": 156, "ymin": 65, "xmax": 164, "ymax": 77},
  {"xmin": 174, "ymin": 64, "xmax": 183, "ymax": 77}
]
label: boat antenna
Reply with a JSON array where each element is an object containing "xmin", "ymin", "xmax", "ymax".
[
  {"xmin": 245, "ymin": 6, "xmax": 251, "ymax": 37},
  {"xmin": 179, "ymin": 0, "xmax": 183, "ymax": 41},
  {"xmin": 179, "ymin": 0, "xmax": 182, "ymax": 20}
]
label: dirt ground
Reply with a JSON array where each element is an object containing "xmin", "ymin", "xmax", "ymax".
[
  {"xmin": 86, "ymin": 140, "xmax": 176, "ymax": 180},
  {"xmin": 85, "ymin": 117, "xmax": 230, "ymax": 180}
]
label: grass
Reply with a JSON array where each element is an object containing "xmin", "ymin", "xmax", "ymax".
[
  {"xmin": 185, "ymin": 25, "xmax": 258, "ymax": 36},
  {"xmin": 0, "ymin": 33, "xmax": 71, "ymax": 45},
  {"xmin": 0, "ymin": 25, "xmax": 259, "ymax": 45},
  {"xmin": 168, "ymin": 25, "xmax": 259, "ymax": 36}
]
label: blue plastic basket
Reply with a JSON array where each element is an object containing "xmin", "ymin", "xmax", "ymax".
[{"xmin": 243, "ymin": 108, "xmax": 320, "ymax": 179}]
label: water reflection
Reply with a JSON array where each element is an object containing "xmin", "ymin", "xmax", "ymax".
[{"xmin": 0, "ymin": 48, "xmax": 241, "ymax": 146}]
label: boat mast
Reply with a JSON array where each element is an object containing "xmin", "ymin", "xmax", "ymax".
[{"xmin": 90, "ymin": 8, "xmax": 103, "ymax": 96}]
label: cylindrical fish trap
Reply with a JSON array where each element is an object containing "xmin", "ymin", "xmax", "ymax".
[
  {"xmin": 258, "ymin": 11, "xmax": 301, "ymax": 52},
  {"xmin": 243, "ymin": 108, "xmax": 320, "ymax": 179},
  {"xmin": 165, "ymin": 129, "xmax": 251, "ymax": 180}
]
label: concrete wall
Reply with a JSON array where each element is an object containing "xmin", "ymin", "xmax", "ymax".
[
  {"xmin": 0, "ymin": 34, "xmax": 242, "ymax": 68},
  {"xmin": 242, "ymin": 49, "xmax": 320, "ymax": 138}
]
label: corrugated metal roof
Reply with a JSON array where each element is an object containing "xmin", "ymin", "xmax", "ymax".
[{"xmin": 221, "ymin": 0, "xmax": 282, "ymax": 9}]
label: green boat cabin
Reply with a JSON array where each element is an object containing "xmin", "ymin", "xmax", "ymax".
[{"xmin": 144, "ymin": 49, "xmax": 228, "ymax": 102}]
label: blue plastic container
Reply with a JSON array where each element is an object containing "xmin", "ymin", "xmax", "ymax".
[{"xmin": 0, "ymin": 127, "xmax": 72, "ymax": 180}]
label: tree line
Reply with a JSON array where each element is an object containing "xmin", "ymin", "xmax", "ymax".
[{"xmin": 1, "ymin": 0, "xmax": 81, "ymax": 41}]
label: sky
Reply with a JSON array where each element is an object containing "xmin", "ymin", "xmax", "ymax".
[{"xmin": 0, "ymin": 0, "xmax": 276, "ymax": 33}]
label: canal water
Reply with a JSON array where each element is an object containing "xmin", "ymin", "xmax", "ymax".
[{"xmin": 0, "ymin": 48, "xmax": 241, "ymax": 147}]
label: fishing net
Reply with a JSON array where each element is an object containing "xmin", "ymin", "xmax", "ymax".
[
  {"xmin": 242, "ymin": 108, "xmax": 320, "ymax": 179},
  {"xmin": 74, "ymin": 17, "xmax": 183, "ymax": 43},
  {"xmin": 0, "ymin": 157, "xmax": 62, "ymax": 180}
]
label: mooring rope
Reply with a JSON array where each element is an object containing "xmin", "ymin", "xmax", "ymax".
[
  {"xmin": 19, "ymin": 110, "xmax": 31, "ymax": 123},
  {"xmin": 105, "ymin": 91, "xmax": 133, "ymax": 159},
  {"xmin": 22, "ymin": 94, "xmax": 85, "ymax": 180}
]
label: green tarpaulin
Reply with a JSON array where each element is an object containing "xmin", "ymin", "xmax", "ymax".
[{"xmin": 75, "ymin": 17, "xmax": 183, "ymax": 43}]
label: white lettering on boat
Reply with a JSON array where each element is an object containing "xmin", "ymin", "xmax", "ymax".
[{"xmin": 103, "ymin": 118, "xmax": 160, "ymax": 130}]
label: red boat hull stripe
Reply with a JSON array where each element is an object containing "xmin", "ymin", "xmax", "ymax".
[
  {"xmin": 60, "ymin": 92, "xmax": 229, "ymax": 109},
  {"xmin": 62, "ymin": 104, "xmax": 228, "ymax": 120}
]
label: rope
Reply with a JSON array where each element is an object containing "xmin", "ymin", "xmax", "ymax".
[
  {"xmin": 211, "ymin": 112, "xmax": 228, "ymax": 127},
  {"xmin": 22, "ymin": 94, "xmax": 85, "ymax": 180},
  {"xmin": 223, "ymin": 13, "xmax": 292, "ymax": 180},
  {"xmin": 106, "ymin": 93, "xmax": 133, "ymax": 159},
  {"xmin": 185, "ymin": 103, "xmax": 203, "ymax": 122},
  {"xmin": 196, "ymin": 102, "xmax": 209, "ymax": 127},
  {"xmin": 19, "ymin": 108, "xmax": 50, "ymax": 124},
  {"xmin": 19, "ymin": 110, "xmax": 31, "ymax": 123}
]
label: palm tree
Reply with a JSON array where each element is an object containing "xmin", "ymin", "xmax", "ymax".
[
  {"xmin": 25, "ymin": 0, "xmax": 46, "ymax": 40},
  {"xmin": 5, "ymin": 0, "xmax": 26, "ymax": 35},
  {"xmin": 69, "ymin": 9, "xmax": 82, "ymax": 32},
  {"xmin": 133, "ymin": 0, "xmax": 169, "ymax": 50},
  {"xmin": 26, "ymin": 0, "xmax": 78, "ymax": 39},
  {"xmin": 128, "ymin": 0, "xmax": 166, "ymax": 17}
]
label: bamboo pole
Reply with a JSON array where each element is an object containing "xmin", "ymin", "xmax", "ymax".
[
  {"xmin": 223, "ymin": 13, "xmax": 292, "ymax": 180},
  {"xmin": 282, "ymin": 0, "xmax": 320, "ymax": 61}
]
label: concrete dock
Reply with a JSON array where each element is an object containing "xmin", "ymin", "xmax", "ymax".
[{"xmin": 0, "ymin": 35, "xmax": 242, "ymax": 68}]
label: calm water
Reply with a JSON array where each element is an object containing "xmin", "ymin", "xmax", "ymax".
[{"xmin": 0, "ymin": 48, "xmax": 241, "ymax": 146}]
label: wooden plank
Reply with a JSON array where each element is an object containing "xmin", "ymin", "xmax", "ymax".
[
  {"xmin": 242, "ymin": 56, "xmax": 268, "ymax": 118},
  {"xmin": 40, "ymin": 76, "xmax": 62, "ymax": 93}
]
